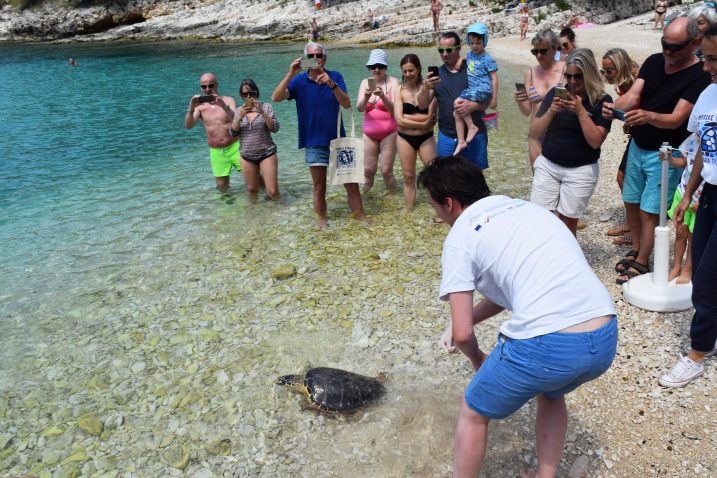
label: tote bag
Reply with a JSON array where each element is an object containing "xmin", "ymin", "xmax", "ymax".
[{"xmin": 328, "ymin": 108, "xmax": 365, "ymax": 186}]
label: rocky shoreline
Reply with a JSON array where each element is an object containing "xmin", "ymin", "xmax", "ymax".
[{"xmin": 0, "ymin": 0, "xmax": 664, "ymax": 44}]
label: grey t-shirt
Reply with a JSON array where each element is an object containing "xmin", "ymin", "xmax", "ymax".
[{"xmin": 434, "ymin": 62, "xmax": 485, "ymax": 138}]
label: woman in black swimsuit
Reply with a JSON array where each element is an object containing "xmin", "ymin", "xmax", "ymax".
[
  {"xmin": 654, "ymin": 0, "xmax": 668, "ymax": 31},
  {"xmin": 394, "ymin": 54, "xmax": 437, "ymax": 211}
]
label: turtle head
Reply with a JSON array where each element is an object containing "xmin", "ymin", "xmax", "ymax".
[{"xmin": 276, "ymin": 374, "xmax": 303, "ymax": 390}]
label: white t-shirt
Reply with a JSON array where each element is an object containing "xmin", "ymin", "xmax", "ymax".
[
  {"xmin": 439, "ymin": 196, "xmax": 615, "ymax": 339},
  {"xmin": 688, "ymin": 82, "xmax": 717, "ymax": 185}
]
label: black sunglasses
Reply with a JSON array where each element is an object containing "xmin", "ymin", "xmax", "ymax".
[
  {"xmin": 531, "ymin": 48, "xmax": 550, "ymax": 56},
  {"xmin": 367, "ymin": 64, "xmax": 386, "ymax": 70},
  {"xmin": 306, "ymin": 53, "xmax": 324, "ymax": 59},
  {"xmin": 661, "ymin": 37, "xmax": 693, "ymax": 52},
  {"xmin": 241, "ymin": 90, "xmax": 258, "ymax": 98},
  {"xmin": 564, "ymin": 73, "xmax": 583, "ymax": 81},
  {"xmin": 437, "ymin": 47, "xmax": 456, "ymax": 54},
  {"xmin": 600, "ymin": 68, "xmax": 616, "ymax": 75},
  {"xmin": 200, "ymin": 83, "xmax": 215, "ymax": 89}
]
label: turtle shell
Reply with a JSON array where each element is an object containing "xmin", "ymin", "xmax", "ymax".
[{"xmin": 304, "ymin": 367, "xmax": 386, "ymax": 412}]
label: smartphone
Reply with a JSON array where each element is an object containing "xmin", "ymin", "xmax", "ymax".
[
  {"xmin": 300, "ymin": 57, "xmax": 320, "ymax": 69},
  {"xmin": 244, "ymin": 97, "xmax": 254, "ymax": 109},
  {"xmin": 367, "ymin": 78, "xmax": 376, "ymax": 91},
  {"xmin": 428, "ymin": 66, "xmax": 439, "ymax": 78},
  {"xmin": 555, "ymin": 86, "xmax": 568, "ymax": 100},
  {"xmin": 198, "ymin": 95, "xmax": 215, "ymax": 104},
  {"xmin": 611, "ymin": 108, "xmax": 626, "ymax": 121},
  {"xmin": 515, "ymin": 82, "xmax": 526, "ymax": 92}
]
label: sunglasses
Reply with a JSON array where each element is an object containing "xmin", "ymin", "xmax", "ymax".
[
  {"xmin": 661, "ymin": 37, "xmax": 692, "ymax": 52},
  {"xmin": 200, "ymin": 83, "xmax": 215, "ymax": 89},
  {"xmin": 241, "ymin": 91, "xmax": 258, "ymax": 98},
  {"xmin": 366, "ymin": 64, "xmax": 386, "ymax": 70},
  {"xmin": 531, "ymin": 48, "xmax": 550, "ymax": 56},
  {"xmin": 306, "ymin": 53, "xmax": 324, "ymax": 59},
  {"xmin": 437, "ymin": 47, "xmax": 456, "ymax": 54},
  {"xmin": 561, "ymin": 42, "xmax": 571, "ymax": 49},
  {"xmin": 600, "ymin": 68, "xmax": 616, "ymax": 75},
  {"xmin": 564, "ymin": 73, "xmax": 583, "ymax": 81}
]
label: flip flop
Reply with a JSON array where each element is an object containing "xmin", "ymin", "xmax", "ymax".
[
  {"xmin": 606, "ymin": 226, "xmax": 630, "ymax": 236},
  {"xmin": 616, "ymin": 261, "xmax": 649, "ymax": 285}
]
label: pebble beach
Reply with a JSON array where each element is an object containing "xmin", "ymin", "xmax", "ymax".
[{"xmin": 2, "ymin": 9, "xmax": 717, "ymax": 478}]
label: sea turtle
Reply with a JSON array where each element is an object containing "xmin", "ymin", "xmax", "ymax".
[{"xmin": 276, "ymin": 367, "xmax": 386, "ymax": 413}]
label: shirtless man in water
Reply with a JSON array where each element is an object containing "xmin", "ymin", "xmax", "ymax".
[{"xmin": 185, "ymin": 72, "xmax": 238, "ymax": 192}]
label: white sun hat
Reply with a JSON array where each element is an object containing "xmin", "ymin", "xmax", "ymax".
[{"xmin": 366, "ymin": 49, "xmax": 388, "ymax": 66}]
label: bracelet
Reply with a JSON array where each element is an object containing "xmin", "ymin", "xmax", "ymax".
[
  {"xmin": 578, "ymin": 114, "xmax": 589, "ymax": 121},
  {"xmin": 330, "ymin": 82, "xmax": 338, "ymax": 90}
]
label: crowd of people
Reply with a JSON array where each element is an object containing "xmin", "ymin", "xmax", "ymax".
[{"xmin": 184, "ymin": 6, "xmax": 717, "ymax": 476}]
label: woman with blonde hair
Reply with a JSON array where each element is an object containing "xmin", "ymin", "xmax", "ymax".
[
  {"xmin": 601, "ymin": 48, "xmax": 640, "ymax": 245},
  {"xmin": 514, "ymin": 29, "xmax": 566, "ymax": 172},
  {"xmin": 529, "ymin": 49, "xmax": 613, "ymax": 236}
]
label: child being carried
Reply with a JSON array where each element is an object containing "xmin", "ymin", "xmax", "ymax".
[{"xmin": 454, "ymin": 23, "xmax": 499, "ymax": 155}]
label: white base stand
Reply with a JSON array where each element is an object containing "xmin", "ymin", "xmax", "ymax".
[{"xmin": 622, "ymin": 275, "xmax": 693, "ymax": 312}]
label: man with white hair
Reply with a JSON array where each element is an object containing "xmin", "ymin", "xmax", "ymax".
[{"xmin": 272, "ymin": 42, "xmax": 368, "ymax": 228}]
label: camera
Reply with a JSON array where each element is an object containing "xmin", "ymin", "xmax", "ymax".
[
  {"xmin": 367, "ymin": 78, "xmax": 376, "ymax": 91},
  {"xmin": 611, "ymin": 108, "xmax": 626, "ymax": 121},
  {"xmin": 198, "ymin": 95, "xmax": 215, "ymax": 104}
]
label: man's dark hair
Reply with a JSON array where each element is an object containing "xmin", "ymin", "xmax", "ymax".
[
  {"xmin": 559, "ymin": 27, "xmax": 576, "ymax": 41},
  {"xmin": 417, "ymin": 156, "xmax": 490, "ymax": 207},
  {"xmin": 705, "ymin": 22, "xmax": 717, "ymax": 40},
  {"xmin": 440, "ymin": 31, "xmax": 462, "ymax": 47}
]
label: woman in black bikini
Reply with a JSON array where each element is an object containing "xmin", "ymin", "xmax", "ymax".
[{"xmin": 394, "ymin": 54, "xmax": 437, "ymax": 212}]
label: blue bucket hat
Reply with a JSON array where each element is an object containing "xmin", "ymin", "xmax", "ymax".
[{"xmin": 466, "ymin": 22, "xmax": 489, "ymax": 47}]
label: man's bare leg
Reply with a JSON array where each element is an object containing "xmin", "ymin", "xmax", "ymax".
[
  {"xmin": 533, "ymin": 395, "xmax": 567, "ymax": 478},
  {"xmin": 309, "ymin": 166, "xmax": 329, "ymax": 229},
  {"xmin": 624, "ymin": 202, "xmax": 642, "ymax": 252},
  {"xmin": 344, "ymin": 182, "xmax": 369, "ymax": 222},
  {"xmin": 453, "ymin": 397, "xmax": 489, "ymax": 478},
  {"xmin": 635, "ymin": 210, "xmax": 659, "ymax": 266},
  {"xmin": 215, "ymin": 176, "xmax": 230, "ymax": 193}
]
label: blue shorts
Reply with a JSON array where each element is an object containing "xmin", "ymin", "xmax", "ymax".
[
  {"xmin": 622, "ymin": 140, "xmax": 682, "ymax": 214},
  {"xmin": 437, "ymin": 128, "xmax": 488, "ymax": 170},
  {"xmin": 465, "ymin": 317, "xmax": 617, "ymax": 420},
  {"xmin": 304, "ymin": 146, "xmax": 330, "ymax": 167}
]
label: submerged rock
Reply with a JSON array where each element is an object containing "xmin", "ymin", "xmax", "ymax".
[
  {"xmin": 272, "ymin": 265, "xmax": 296, "ymax": 280},
  {"xmin": 78, "ymin": 414, "xmax": 103, "ymax": 436}
]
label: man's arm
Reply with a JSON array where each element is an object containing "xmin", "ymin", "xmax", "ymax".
[
  {"xmin": 272, "ymin": 58, "xmax": 302, "ymax": 102},
  {"xmin": 185, "ymin": 96, "xmax": 201, "ymax": 129},
  {"xmin": 449, "ymin": 291, "xmax": 485, "ymax": 370},
  {"xmin": 605, "ymin": 78, "xmax": 644, "ymax": 117},
  {"xmin": 625, "ymin": 98, "xmax": 695, "ymax": 129}
]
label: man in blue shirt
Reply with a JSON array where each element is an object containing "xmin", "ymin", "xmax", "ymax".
[{"xmin": 272, "ymin": 43, "xmax": 367, "ymax": 229}]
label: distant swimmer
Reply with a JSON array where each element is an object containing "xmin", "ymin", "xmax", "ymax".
[
  {"xmin": 184, "ymin": 73, "xmax": 239, "ymax": 193},
  {"xmin": 68, "ymin": 58, "xmax": 78, "ymax": 66}
]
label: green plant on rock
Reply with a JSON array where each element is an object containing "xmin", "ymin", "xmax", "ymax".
[
  {"xmin": 533, "ymin": 10, "xmax": 546, "ymax": 24},
  {"xmin": 555, "ymin": 0, "xmax": 570, "ymax": 12},
  {"xmin": 469, "ymin": 0, "xmax": 476, "ymax": 6},
  {"xmin": 492, "ymin": 6, "xmax": 501, "ymax": 13}
]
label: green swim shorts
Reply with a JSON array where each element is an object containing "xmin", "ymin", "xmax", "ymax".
[
  {"xmin": 667, "ymin": 189, "xmax": 697, "ymax": 233},
  {"xmin": 209, "ymin": 141, "xmax": 241, "ymax": 177}
]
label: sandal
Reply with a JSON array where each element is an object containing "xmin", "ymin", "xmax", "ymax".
[
  {"xmin": 616, "ymin": 261, "xmax": 649, "ymax": 285},
  {"xmin": 615, "ymin": 249, "xmax": 639, "ymax": 273},
  {"xmin": 606, "ymin": 225, "xmax": 630, "ymax": 237}
]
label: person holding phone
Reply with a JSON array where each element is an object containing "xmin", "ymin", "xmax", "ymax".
[
  {"xmin": 394, "ymin": 54, "xmax": 438, "ymax": 212},
  {"xmin": 229, "ymin": 78, "xmax": 280, "ymax": 203},
  {"xmin": 356, "ymin": 49, "xmax": 401, "ymax": 195},
  {"xmin": 185, "ymin": 72, "xmax": 238, "ymax": 193},
  {"xmin": 601, "ymin": 48, "xmax": 640, "ymax": 246},
  {"xmin": 514, "ymin": 29, "xmax": 566, "ymax": 173},
  {"xmin": 271, "ymin": 42, "xmax": 368, "ymax": 228},
  {"xmin": 528, "ymin": 49, "xmax": 612, "ymax": 237}
]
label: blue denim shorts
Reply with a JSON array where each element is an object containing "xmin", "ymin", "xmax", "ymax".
[
  {"xmin": 304, "ymin": 146, "xmax": 330, "ymax": 167},
  {"xmin": 622, "ymin": 140, "xmax": 681, "ymax": 214},
  {"xmin": 465, "ymin": 317, "xmax": 618, "ymax": 419}
]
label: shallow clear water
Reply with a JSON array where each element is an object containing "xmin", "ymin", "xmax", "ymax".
[{"xmin": 0, "ymin": 41, "xmax": 532, "ymax": 476}]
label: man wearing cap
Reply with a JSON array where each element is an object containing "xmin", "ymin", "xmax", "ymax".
[
  {"xmin": 422, "ymin": 29, "xmax": 496, "ymax": 170},
  {"xmin": 271, "ymin": 42, "xmax": 368, "ymax": 229},
  {"xmin": 185, "ymin": 72, "xmax": 238, "ymax": 193}
]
